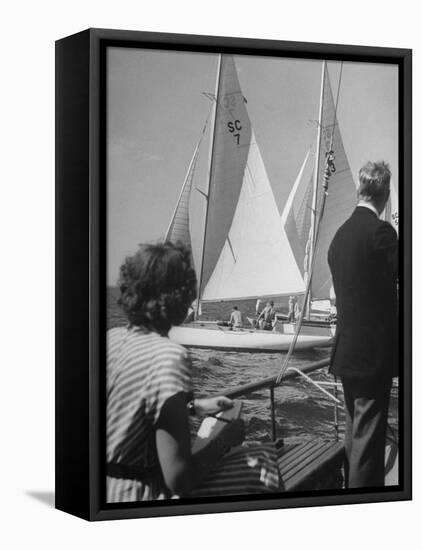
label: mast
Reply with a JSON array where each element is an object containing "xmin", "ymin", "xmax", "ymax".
[
  {"xmin": 195, "ymin": 54, "xmax": 222, "ymax": 320},
  {"xmin": 305, "ymin": 60, "xmax": 326, "ymax": 319},
  {"xmin": 276, "ymin": 61, "xmax": 341, "ymax": 386}
]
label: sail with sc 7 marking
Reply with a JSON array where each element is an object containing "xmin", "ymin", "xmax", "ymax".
[
  {"xmin": 167, "ymin": 55, "xmax": 305, "ymax": 303},
  {"xmin": 200, "ymin": 56, "xmax": 252, "ymax": 294},
  {"xmin": 199, "ymin": 55, "xmax": 304, "ymax": 301}
]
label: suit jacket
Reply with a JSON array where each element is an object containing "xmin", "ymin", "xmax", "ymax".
[{"xmin": 328, "ymin": 206, "xmax": 398, "ymax": 380}]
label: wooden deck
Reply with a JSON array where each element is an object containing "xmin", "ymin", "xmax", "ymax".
[
  {"xmin": 193, "ymin": 402, "xmax": 345, "ymax": 493},
  {"xmin": 277, "ymin": 438, "xmax": 345, "ymax": 491}
]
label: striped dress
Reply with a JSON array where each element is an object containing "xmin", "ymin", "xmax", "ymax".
[{"xmin": 107, "ymin": 326, "xmax": 279, "ymax": 503}]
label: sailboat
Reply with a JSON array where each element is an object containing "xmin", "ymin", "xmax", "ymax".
[
  {"xmin": 281, "ymin": 62, "xmax": 399, "ymax": 322},
  {"xmin": 165, "ymin": 57, "xmax": 398, "ymax": 487},
  {"xmin": 166, "ymin": 55, "xmax": 333, "ymax": 352}
]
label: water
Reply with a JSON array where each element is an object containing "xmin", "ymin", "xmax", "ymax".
[{"xmin": 107, "ymin": 287, "xmax": 399, "ymax": 445}]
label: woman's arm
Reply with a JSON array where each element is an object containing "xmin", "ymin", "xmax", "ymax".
[
  {"xmin": 155, "ymin": 392, "xmax": 244, "ymax": 496},
  {"xmin": 191, "ymin": 395, "xmax": 234, "ymax": 416}
]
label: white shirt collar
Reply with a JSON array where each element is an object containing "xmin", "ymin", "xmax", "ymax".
[{"xmin": 357, "ymin": 200, "xmax": 379, "ymax": 218}]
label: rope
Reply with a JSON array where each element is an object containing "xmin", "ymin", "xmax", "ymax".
[
  {"xmin": 386, "ymin": 423, "xmax": 398, "ymax": 445},
  {"xmin": 286, "ymin": 367, "xmax": 343, "ymax": 405},
  {"xmin": 275, "ymin": 61, "xmax": 344, "ymax": 387}
]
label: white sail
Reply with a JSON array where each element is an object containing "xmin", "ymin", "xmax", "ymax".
[
  {"xmin": 281, "ymin": 149, "xmax": 311, "ymax": 227},
  {"xmin": 383, "ymin": 179, "xmax": 399, "ymax": 235},
  {"xmin": 202, "ymin": 130, "xmax": 305, "ymax": 301},
  {"xmin": 281, "ymin": 150, "xmax": 314, "ymax": 278}
]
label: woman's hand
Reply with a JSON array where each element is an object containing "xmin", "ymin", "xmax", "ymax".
[{"xmin": 194, "ymin": 396, "xmax": 234, "ymax": 416}]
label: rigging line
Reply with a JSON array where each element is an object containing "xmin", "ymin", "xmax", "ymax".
[
  {"xmin": 275, "ymin": 62, "xmax": 344, "ymax": 386},
  {"xmin": 227, "ymin": 236, "xmax": 237, "ymax": 263},
  {"xmin": 286, "ymin": 367, "xmax": 343, "ymax": 405},
  {"xmin": 195, "ymin": 187, "xmax": 208, "ymax": 199}
]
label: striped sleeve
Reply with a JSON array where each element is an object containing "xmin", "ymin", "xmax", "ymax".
[{"xmin": 147, "ymin": 342, "xmax": 193, "ymax": 425}]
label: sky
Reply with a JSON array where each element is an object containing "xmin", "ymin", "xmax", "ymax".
[{"xmin": 107, "ymin": 47, "xmax": 398, "ymax": 285}]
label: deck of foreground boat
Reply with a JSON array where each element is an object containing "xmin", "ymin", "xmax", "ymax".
[
  {"xmin": 276, "ymin": 438, "xmax": 344, "ymax": 491},
  {"xmin": 193, "ymin": 363, "xmax": 399, "ymax": 491},
  {"xmin": 193, "ymin": 399, "xmax": 345, "ymax": 492}
]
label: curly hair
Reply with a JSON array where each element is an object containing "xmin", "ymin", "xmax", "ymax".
[{"xmin": 117, "ymin": 241, "xmax": 197, "ymax": 335}]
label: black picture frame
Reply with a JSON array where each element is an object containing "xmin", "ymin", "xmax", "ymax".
[{"xmin": 55, "ymin": 28, "xmax": 412, "ymax": 521}]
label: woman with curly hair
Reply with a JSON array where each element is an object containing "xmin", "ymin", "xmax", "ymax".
[{"xmin": 107, "ymin": 241, "xmax": 279, "ymax": 502}]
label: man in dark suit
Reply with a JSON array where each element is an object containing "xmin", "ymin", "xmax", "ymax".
[{"xmin": 328, "ymin": 161, "xmax": 398, "ymax": 488}]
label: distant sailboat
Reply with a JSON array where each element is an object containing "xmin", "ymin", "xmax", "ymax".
[
  {"xmin": 166, "ymin": 55, "xmax": 331, "ymax": 352},
  {"xmin": 281, "ymin": 62, "xmax": 398, "ymax": 320},
  {"xmin": 282, "ymin": 63, "xmax": 356, "ymax": 313},
  {"xmin": 165, "ymin": 127, "xmax": 204, "ymax": 247}
]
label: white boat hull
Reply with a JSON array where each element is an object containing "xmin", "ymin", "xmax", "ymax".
[{"xmin": 169, "ymin": 324, "xmax": 332, "ymax": 352}]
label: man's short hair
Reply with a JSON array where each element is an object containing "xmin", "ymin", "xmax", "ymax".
[{"xmin": 358, "ymin": 161, "xmax": 391, "ymax": 201}]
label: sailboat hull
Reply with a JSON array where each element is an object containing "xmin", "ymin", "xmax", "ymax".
[{"xmin": 169, "ymin": 324, "xmax": 332, "ymax": 352}]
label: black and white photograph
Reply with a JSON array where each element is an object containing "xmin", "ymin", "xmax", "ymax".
[
  {"xmin": 3, "ymin": 0, "xmax": 421, "ymax": 544},
  {"xmin": 105, "ymin": 44, "xmax": 403, "ymax": 506}
]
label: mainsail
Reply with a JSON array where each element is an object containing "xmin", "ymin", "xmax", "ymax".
[
  {"xmin": 167, "ymin": 54, "xmax": 304, "ymax": 303},
  {"xmin": 200, "ymin": 56, "xmax": 252, "ymax": 293},
  {"xmin": 282, "ymin": 64, "xmax": 357, "ymax": 301},
  {"xmin": 311, "ymin": 64, "xmax": 356, "ymax": 300}
]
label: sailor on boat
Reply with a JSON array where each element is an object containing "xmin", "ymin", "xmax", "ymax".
[
  {"xmin": 257, "ymin": 301, "xmax": 276, "ymax": 330},
  {"xmin": 287, "ymin": 295, "xmax": 296, "ymax": 322},
  {"xmin": 229, "ymin": 306, "xmax": 243, "ymax": 329},
  {"xmin": 294, "ymin": 300, "xmax": 301, "ymax": 322}
]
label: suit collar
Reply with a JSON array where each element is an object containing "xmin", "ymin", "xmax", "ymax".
[
  {"xmin": 356, "ymin": 201, "xmax": 380, "ymax": 218},
  {"xmin": 355, "ymin": 204, "xmax": 380, "ymax": 219}
]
